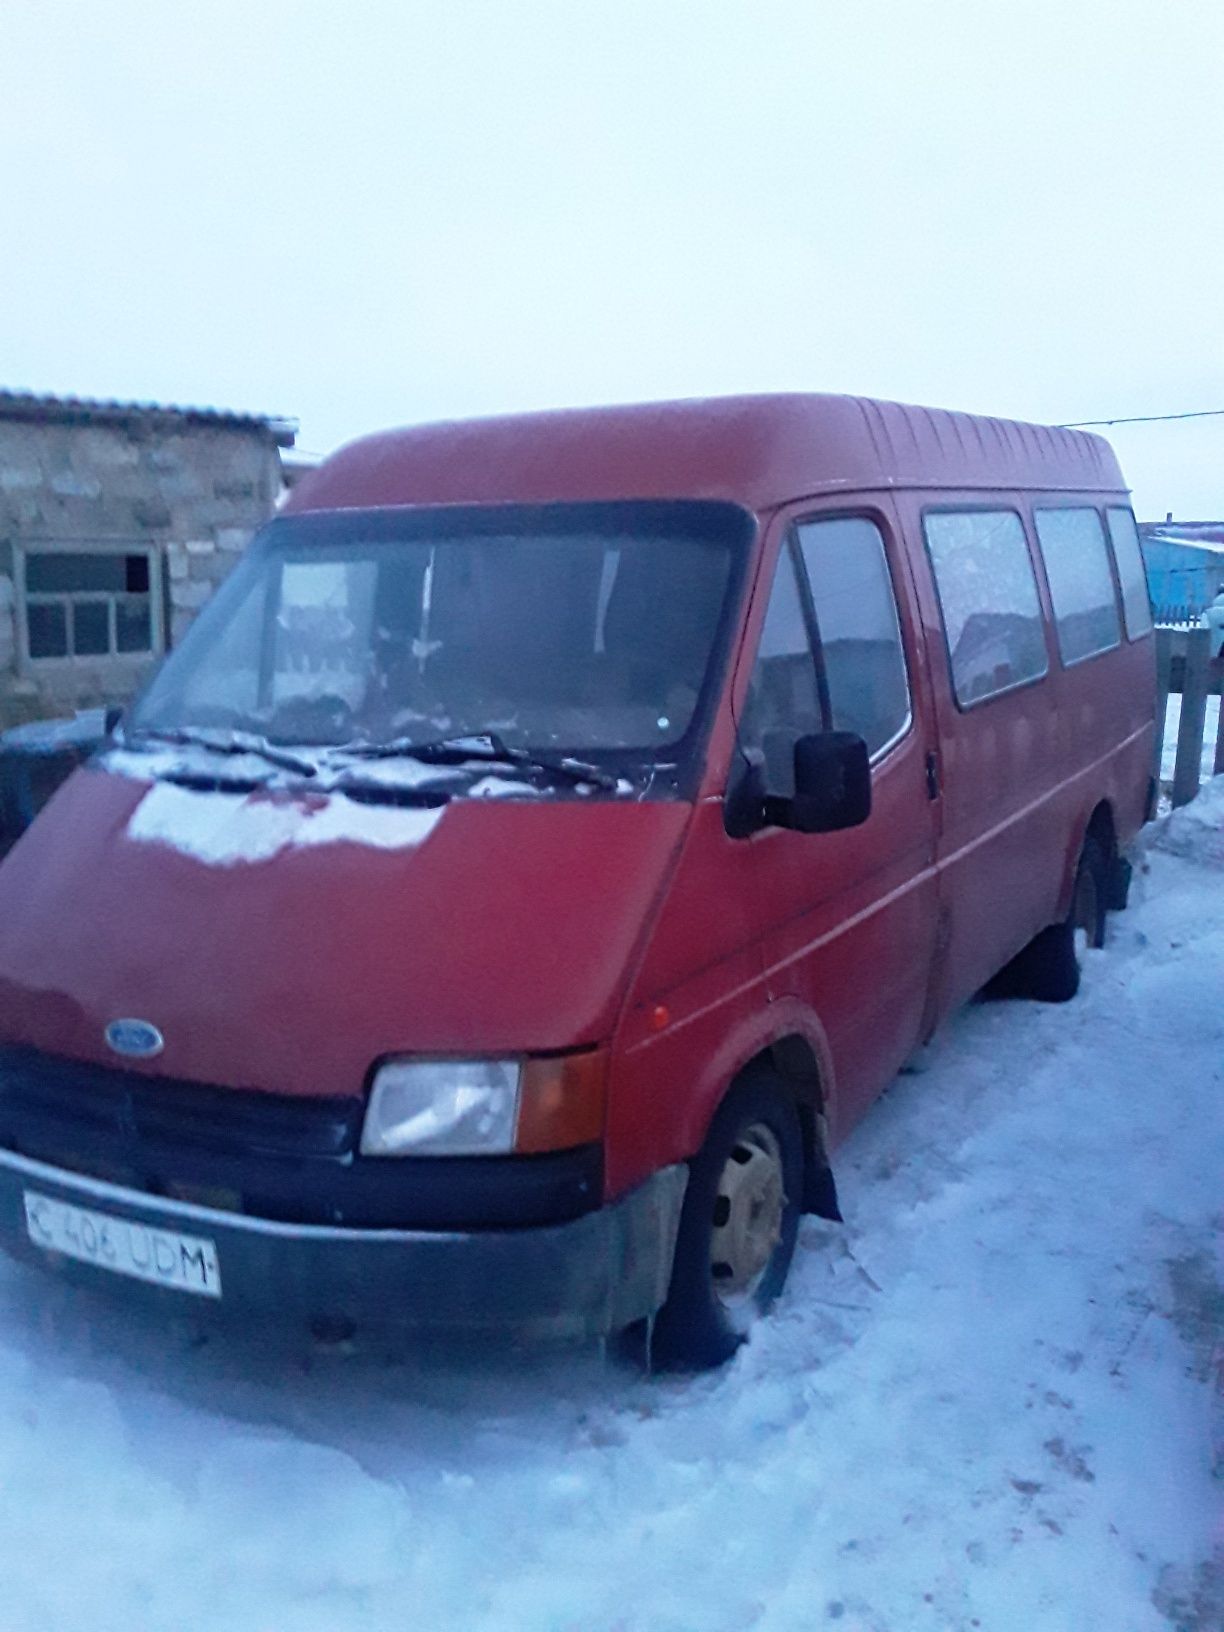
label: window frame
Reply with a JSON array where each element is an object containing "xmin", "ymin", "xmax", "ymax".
[
  {"xmin": 791, "ymin": 508, "xmax": 914, "ymax": 765},
  {"xmin": 1103, "ymin": 504, "xmax": 1155, "ymax": 642},
  {"xmin": 739, "ymin": 509, "xmax": 914, "ymax": 771},
  {"xmin": 1031, "ymin": 504, "xmax": 1123, "ymax": 669},
  {"xmin": 14, "ymin": 541, "xmax": 165, "ymax": 672},
  {"xmin": 920, "ymin": 503, "xmax": 1051, "ymax": 712}
]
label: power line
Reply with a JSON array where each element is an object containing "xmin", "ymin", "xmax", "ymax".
[{"xmin": 1059, "ymin": 407, "xmax": 1224, "ymax": 429}]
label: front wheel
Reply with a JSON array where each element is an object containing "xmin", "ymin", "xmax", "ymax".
[{"xmin": 649, "ymin": 1073, "xmax": 803, "ymax": 1371}]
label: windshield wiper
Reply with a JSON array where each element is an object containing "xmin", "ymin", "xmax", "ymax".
[
  {"xmin": 334, "ymin": 733, "xmax": 621, "ymax": 791},
  {"xmin": 328, "ymin": 775, "xmax": 453, "ymax": 809},
  {"xmin": 119, "ymin": 726, "xmax": 318, "ymax": 779}
]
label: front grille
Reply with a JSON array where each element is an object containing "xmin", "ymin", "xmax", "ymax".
[{"xmin": 0, "ymin": 1043, "xmax": 360, "ymax": 1161}]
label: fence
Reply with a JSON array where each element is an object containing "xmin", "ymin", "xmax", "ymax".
[
  {"xmin": 1155, "ymin": 625, "xmax": 1224, "ymax": 807},
  {"xmin": 1152, "ymin": 604, "xmax": 1208, "ymax": 629}
]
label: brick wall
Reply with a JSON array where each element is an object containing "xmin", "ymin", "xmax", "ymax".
[{"xmin": 0, "ymin": 416, "xmax": 283, "ymax": 728}]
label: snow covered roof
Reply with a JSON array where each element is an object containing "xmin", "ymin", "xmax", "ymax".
[
  {"xmin": 1140, "ymin": 524, "xmax": 1224, "ymax": 558},
  {"xmin": 0, "ymin": 389, "xmax": 297, "ymax": 448}
]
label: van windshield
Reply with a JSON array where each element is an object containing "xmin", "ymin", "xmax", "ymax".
[{"xmin": 128, "ymin": 502, "xmax": 749, "ymax": 770}]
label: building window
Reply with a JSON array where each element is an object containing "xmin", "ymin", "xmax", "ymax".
[{"xmin": 19, "ymin": 547, "xmax": 163, "ymax": 663}]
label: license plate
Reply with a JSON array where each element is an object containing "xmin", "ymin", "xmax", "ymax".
[{"xmin": 23, "ymin": 1190, "xmax": 222, "ymax": 1299}]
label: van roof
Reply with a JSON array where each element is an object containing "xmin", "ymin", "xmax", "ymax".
[{"xmin": 286, "ymin": 393, "xmax": 1127, "ymax": 517}]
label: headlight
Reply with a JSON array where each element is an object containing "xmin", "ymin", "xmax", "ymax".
[{"xmin": 361, "ymin": 1059, "xmax": 521, "ymax": 1156}]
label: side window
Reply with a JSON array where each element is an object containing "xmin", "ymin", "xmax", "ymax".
[
  {"xmin": 1033, "ymin": 508, "xmax": 1122, "ymax": 664},
  {"xmin": 1105, "ymin": 507, "xmax": 1154, "ymax": 639},
  {"xmin": 796, "ymin": 517, "xmax": 910, "ymax": 758},
  {"xmin": 738, "ymin": 543, "xmax": 822, "ymax": 794},
  {"xmin": 922, "ymin": 510, "xmax": 1048, "ymax": 707}
]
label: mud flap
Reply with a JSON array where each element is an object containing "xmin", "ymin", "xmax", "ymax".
[
  {"xmin": 802, "ymin": 1109, "xmax": 843, "ymax": 1222},
  {"xmin": 805, "ymin": 1162, "xmax": 842, "ymax": 1223},
  {"xmin": 1107, "ymin": 854, "xmax": 1133, "ymax": 912}
]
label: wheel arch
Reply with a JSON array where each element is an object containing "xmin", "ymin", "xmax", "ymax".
[
  {"xmin": 1059, "ymin": 797, "xmax": 1117, "ymax": 918},
  {"xmin": 694, "ymin": 1004, "xmax": 842, "ymax": 1222}
]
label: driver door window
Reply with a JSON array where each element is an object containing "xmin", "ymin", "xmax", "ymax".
[
  {"xmin": 739, "ymin": 518, "xmax": 911, "ymax": 791},
  {"xmin": 796, "ymin": 516, "xmax": 911, "ymax": 758},
  {"xmin": 738, "ymin": 542, "xmax": 823, "ymax": 795}
]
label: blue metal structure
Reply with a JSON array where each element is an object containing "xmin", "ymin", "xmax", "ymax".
[{"xmin": 1139, "ymin": 526, "xmax": 1224, "ymax": 622}]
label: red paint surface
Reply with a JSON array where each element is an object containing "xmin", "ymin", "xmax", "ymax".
[
  {"xmin": 286, "ymin": 394, "xmax": 1124, "ymax": 517},
  {"xmin": 0, "ymin": 769, "xmax": 688, "ymax": 1098}
]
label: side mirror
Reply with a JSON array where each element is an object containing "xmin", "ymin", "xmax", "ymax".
[
  {"xmin": 725, "ymin": 731, "xmax": 871, "ymax": 838},
  {"xmin": 766, "ymin": 731, "xmax": 871, "ymax": 833}
]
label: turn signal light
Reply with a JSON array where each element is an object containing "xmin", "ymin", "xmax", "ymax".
[{"xmin": 515, "ymin": 1051, "xmax": 607, "ymax": 1154}]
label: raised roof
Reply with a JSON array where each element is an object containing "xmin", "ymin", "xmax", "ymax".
[{"xmin": 287, "ymin": 393, "xmax": 1126, "ymax": 516}]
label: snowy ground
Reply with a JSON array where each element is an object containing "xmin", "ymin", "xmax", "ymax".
[{"xmin": 0, "ymin": 789, "xmax": 1220, "ymax": 1632}]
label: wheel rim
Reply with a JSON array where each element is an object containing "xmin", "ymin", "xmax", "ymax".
[
  {"xmin": 709, "ymin": 1121, "xmax": 787, "ymax": 1307},
  {"xmin": 1072, "ymin": 865, "xmax": 1099, "ymax": 963}
]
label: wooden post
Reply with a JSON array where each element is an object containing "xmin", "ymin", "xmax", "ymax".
[
  {"xmin": 1153, "ymin": 627, "xmax": 1173, "ymax": 789},
  {"xmin": 1172, "ymin": 626, "xmax": 1211, "ymax": 807}
]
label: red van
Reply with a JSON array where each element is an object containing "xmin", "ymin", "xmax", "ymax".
[{"xmin": 0, "ymin": 395, "xmax": 1154, "ymax": 1367}]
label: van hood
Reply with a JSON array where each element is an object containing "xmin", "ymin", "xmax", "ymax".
[{"xmin": 0, "ymin": 767, "xmax": 689, "ymax": 1097}]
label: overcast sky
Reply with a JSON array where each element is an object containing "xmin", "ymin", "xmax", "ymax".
[{"xmin": 2, "ymin": 0, "xmax": 1221, "ymax": 519}]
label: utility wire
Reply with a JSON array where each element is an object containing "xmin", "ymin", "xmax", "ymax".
[{"xmin": 1059, "ymin": 408, "xmax": 1224, "ymax": 429}]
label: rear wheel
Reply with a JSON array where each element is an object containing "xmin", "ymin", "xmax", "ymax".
[
  {"xmin": 1070, "ymin": 842, "xmax": 1106, "ymax": 967},
  {"xmin": 650, "ymin": 1073, "xmax": 803, "ymax": 1371},
  {"xmin": 992, "ymin": 834, "xmax": 1108, "ymax": 1003}
]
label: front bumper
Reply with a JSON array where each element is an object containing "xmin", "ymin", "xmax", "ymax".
[{"xmin": 0, "ymin": 1146, "xmax": 688, "ymax": 1340}]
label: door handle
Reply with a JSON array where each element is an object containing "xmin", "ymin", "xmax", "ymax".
[{"xmin": 925, "ymin": 751, "xmax": 940, "ymax": 800}]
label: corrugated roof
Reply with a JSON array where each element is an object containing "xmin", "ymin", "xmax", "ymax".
[{"xmin": 0, "ymin": 389, "xmax": 297, "ymax": 448}]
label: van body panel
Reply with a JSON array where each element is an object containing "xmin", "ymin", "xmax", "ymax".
[
  {"xmin": 610, "ymin": 977, "xmax": 835, "ymax": 1202},
  {"xmin": 0, "ymin": 766, "xmax": 690, "ymax": 1095},
  {"xmin": 896, "ymin": 486, "xmax": 1152, "ymax": 1020},
  {"xmin": 903, "ymin": 485, "xmax": 1071, "ymax": 1014},
  {"xmin": 604, "ymin": 795, "xmax": 776, "ymax": 1195}
]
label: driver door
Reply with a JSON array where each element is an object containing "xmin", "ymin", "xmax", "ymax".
[{"xmin": 735, "ymin": 500, "xmax": 942, "ymax": 1137}]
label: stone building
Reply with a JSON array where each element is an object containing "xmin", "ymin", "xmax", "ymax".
[{"xmin": 0, "ymin": 391, "xmax": 296, "ymax": 728}]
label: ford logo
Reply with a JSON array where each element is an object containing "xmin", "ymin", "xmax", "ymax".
[{"xmin": 105, "ymin": 1019, "xmax": 165, "ymax": 1060}]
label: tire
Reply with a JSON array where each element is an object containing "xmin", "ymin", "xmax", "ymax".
[
  {"xmin": 649, "ymin": 1072, "xmax": 803, "ymax": 1371},
  {"xmin": 993, "ymin": 835, "xmax": 1109, "ymax": 1003}
]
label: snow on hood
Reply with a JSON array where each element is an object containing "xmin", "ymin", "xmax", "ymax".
[
  {"xmin": 104, "ymin": 745, "xmax": 453, "ymax": 867},
  {"xmin": 125, "ymin": 781, "xmax": 443, "ymax": 867},
  {"xmin": 101, "ymin": 745, "xmax": 567, "ymax": 866}
]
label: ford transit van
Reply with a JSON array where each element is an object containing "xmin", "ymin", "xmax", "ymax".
[{"xmin": 0, "ymin": 395, "xmax": 1155, "ymax": 1367}]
